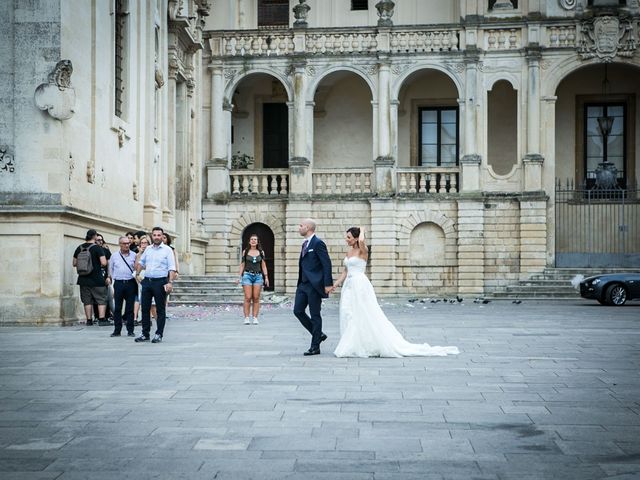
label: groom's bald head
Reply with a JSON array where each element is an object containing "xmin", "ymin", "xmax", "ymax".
[{"xmin": 302, "ymin": 218, "xmax": 316, "ymax": 231}]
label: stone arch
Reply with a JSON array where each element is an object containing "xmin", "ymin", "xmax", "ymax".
[
  {"xmin": 485, "ymin": 75, "xmax": 519, "ymax": 91},
  {"xmin": 230, "ymin": 212, "xmax": 286, "ymax": 293},
  {"xmin": 306, "ymin": 65, "xmax": 376, "ymax": 103},
  {"xmin": 224, "ymin": 68, "xmax": 293, "ymax": 104},
  {"xmin": 410, "ymin": 223, "xmax": 446, "ymax": 266},
  {"xmin": 397, "ymin": 210, "xmax": 456, "ymax": 266},
  {"xmin": 391, "ymin": 64, "xmax": 463, "ymax": 102},
  {"xmin": 543, "ymin": 56, "xmax": 640, "ymax": 98}
]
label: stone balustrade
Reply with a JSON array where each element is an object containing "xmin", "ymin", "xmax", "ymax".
[
  {"xmin": 546, "ymin": 24, "xmax": 578, "ymax": 48},
  {"xmin": 483, "ymin": 27, "xmax": 522, "ymax": 50},
  {"xmin": 313, "ymin": 169, "xmax": 373, "ymax": 195},
  {"xmin": 397, "ymin": 167, "xmax": 459, "ymax": 194},
  {"xmin": 209, "ymin": 26, "xmax": 461, "ymax": 57},
  {"xmin": 230, "ymin": 170, "xmax": 289, "ymax": 195}
]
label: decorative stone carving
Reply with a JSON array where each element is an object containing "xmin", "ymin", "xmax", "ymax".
[
  {"xmin": 375, "ymin": 0, "xmax": 395, "ymax": 27},
  {"xmin": 133, "ymin": 181, "xmax": 139, "ymax": 201},
  {"xmin": 559, "ymin": 0, "xmax": 577, "ymax": 10},
  {"xmin": 306, "ymin": 65, "xmax": 316, "ymax": 77},
  {"xmin": 86, "ymin": 161, "xmax": 95, "ymax": 183},
  {"xmin": 224, "ymin": 68, "xmax": 238, "ymax": 80},
  {"xmin": 366, "ymin": 64, "xmax": 380, "ymax": 75},
  {"xmin": 0, "ymin": 145, "xmax": 15, "ymax": 173},
  {"xmin": 492, "ymin": 0, "xmax": 514, "ymax": 9},
  {"xmin": 293, "ymin": 0, "xmax": 310, "ymax": 28},
  {"xmin": 155, "ymin": 63, "xmax": 165, "ymax": 89},
  {"xmin": 391, "ymin": 62, "xmax": 414, "ymax": 76},
  {"xmin": 34, "ymin": 60, "xmax": 76, "ymax": 120},
  {"xmin": 579, "ymin": 15, "xmax": 637, "ymax": 61}
]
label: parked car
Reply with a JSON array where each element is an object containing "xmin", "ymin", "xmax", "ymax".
[{"xmin": 579, "ymin": 273, "xmax": 640, "ymax": 306}]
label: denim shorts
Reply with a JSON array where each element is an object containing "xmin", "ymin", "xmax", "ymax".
[{"xmin": 241, "ymin": 272, "xmax": 263, "ymax": 286}]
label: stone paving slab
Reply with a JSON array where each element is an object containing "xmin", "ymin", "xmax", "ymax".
[{"xmin": 0, "ymin": 299, "xmax": 639, "ymax": 479}]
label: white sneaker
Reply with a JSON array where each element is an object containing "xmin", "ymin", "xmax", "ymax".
[
  {"xmin": 252, "ymin": 317, "xmax": 259, "ymax": 325},
  {"xmin": 243, "ymin": 317, "xmax": 250, "ymax": 325}
]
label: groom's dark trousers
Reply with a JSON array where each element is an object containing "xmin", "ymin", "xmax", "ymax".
[{"xmin": 294, "ymin": 282, "xmax": 323, "ymax": 350}]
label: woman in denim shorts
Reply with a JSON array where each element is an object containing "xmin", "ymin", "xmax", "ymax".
[{"xmin": 237, "ymin": 234, "xmax": 270, "ymax": 325}]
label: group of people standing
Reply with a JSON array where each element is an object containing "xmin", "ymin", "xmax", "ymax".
[{"xmin": 73, "ymin": 227, "xmax": 178, "ymax": 344}]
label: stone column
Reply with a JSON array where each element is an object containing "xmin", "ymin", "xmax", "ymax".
[
  {"xmin": 523, "ymin": 47, "xmax": 544, "ymax": 191},
  {"xmin": 164, "ymin": 61, "xmax": 177, "ymax": 221},
  {"xmin": 457, "ymin": 200, "xmax": 485, "ymax": 296},
  {"xmin": 374, "ymin": 61, "xmax": 395, "ymax": 195},
  {"xmin": 541, "ymin": 95, "xmax": 557, "ymax": 266},
  {"xmin": 289, "ymin": 61, "xmax": 312, "ymax": 196},
  {"xmin": 460, "ymin": 52, "xmax": 481, "ymax": 192},
  {"xmin": 206, "ymin": 64, "xmax": 229, "ymax": 198}
]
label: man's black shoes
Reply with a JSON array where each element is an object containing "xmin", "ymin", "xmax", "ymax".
[
  {"xmin": 320, "ymin": 333, "xmax": 327, "ymax": 343},
  {"xmin": 97, "ymin": 318, "xmax": 110, "ymax": 327},
  {"xmin": 135, "ymin": 334, "xmax": 150, "ymax": 343},
  {"xmin": 110, "ymin": 332, "xmax": 121, "ymax": 337},
  {"xmin": 151, "ymin": 334, "xmax": 162, "ymax": 344},
  {"xmin": 127, "ymin": 332, "xmax": 135, "ymax": 337},
  {"xmin": 304, "ymin": 348, "xmax": 320, "ymax": 356}
]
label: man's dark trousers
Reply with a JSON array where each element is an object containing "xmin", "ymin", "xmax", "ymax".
[
  {"xmin": 141, "ymin": 277, "xmax": 168, "ymax": 337},
  {"xmin": 113, "ymin": 279, "xmax": 137, "ymax": 334},
  {"xmin": 294, "ymin": 282, "xmax": 323, "ymax": 350}
]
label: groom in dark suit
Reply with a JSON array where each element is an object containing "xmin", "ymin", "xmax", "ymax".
[{"xmin": 294, "ymin": 218, "xmax": 333, "ymax": 356}]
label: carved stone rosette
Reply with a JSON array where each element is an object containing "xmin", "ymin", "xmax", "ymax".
[
  {"xmin": 579, "ymin": 15, "xmax": 638, "ymax": 61},
  {"xmin": 559, "ymin": 0, "xmax": 577, "ymax": 10},
  {"xmin": 0, "ymin": 145, "xmax": 15, "ymax": 173}
]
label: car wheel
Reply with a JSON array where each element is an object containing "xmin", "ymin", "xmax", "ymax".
[{"xmin": 606, "ymin": 284, "xmax": 628, "ymax": 306}]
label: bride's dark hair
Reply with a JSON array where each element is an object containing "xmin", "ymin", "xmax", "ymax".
[{"xmin": 346, "ymin": 226, "xmax": 360, "ymax": 239}]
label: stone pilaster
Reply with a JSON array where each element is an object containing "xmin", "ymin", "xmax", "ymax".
[
  {"xmin": 519, "ymin": 198, "xmax": 548, "ymax": 279},
  {"xmin": 206, "ymin": 64, "xmax": 229, "ymax": 198},
  {"xmin": 523, "ymin": 46, "xmax": 544, "ymax": 191},
  {"xmin": 457, "ymin": 200, "xmax": 485, "ymax": 295},
  {"xmin": 289, "ymin": 61, "xmax": 312, "ymax": 196},
  {"xmin": 369, "ymin": 198, "xmax": 398, "ymax": 295}
]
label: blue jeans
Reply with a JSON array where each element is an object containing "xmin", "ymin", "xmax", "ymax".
[{"xmin": 241, "ymin": 272, "xmax": 263, "ymax": 286}]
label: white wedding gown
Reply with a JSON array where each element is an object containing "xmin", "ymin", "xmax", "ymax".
[{"xmin": 334, "ymin": 256, "xmax": 460, "ymax": 358}]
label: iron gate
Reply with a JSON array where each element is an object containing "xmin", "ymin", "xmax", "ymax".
[{"xmin": 555, "ymin": 183, "xmax": 640, "ymax": 267}]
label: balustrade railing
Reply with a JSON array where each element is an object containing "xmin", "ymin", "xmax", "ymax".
[
  {"xmin": 210, "ymin": 26, "xmax": 461, "ymax": 57},
  {"xmin": 230, "ymin": 170, "xmax": 289, "ymax": 196},
  {"xmin": 397, "ymin": 167, "xmax": 459, "ymax": 194},
  {"xmin": 313, "ymin": 169, "xmax": 373, "ymax": 195},
  {"xmin": 546, "ymin": 24, "xmax": 578, "ymax": 48},
  {"xmin": 228, "ymin": 167, "xmax": 461, "ymax": 197}
]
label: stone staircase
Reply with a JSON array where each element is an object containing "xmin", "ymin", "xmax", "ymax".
[
  {"xmin": 169, "ymin": 275, "xmax": 288, "ymax": 306},
  {"xmin": 486, "ymin": 267, "xmax": 638, "ymax": 300}
]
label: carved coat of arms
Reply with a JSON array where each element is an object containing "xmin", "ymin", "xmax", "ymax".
[{"xmin": 579, "ymin": 15, "xmax": 637, "ymax": 61}]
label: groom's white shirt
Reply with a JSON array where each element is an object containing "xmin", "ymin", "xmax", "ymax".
[{"xmin": 304, "ymin": 233, "xmax": 315, "ymax": 249}]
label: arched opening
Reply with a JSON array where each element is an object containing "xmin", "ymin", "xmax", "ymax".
[
  {"xmin": 487, "ymin": 80, "xmax": 518, "ymax": 175},
  {"xmin": 555, "ymin": 63, "xmax": 639, "ymax": 189},
  {"xmin": 396, "ymin": 69, "xmax": 460, "ymax": 167},
  {"xmin": 312, "ymin": 71, "xmax": 373, "ymax": 168},
  {"xmin": 242, "ymin": 223, "xmax": 275, "ymax": 291},
  {"xmin": 410, "ymin": 222, "xmax": 446, "ymax": 266},
  {"xmin": 231, "ymin": 73, "xmax": 290, "ymax": 170},
  {"xmin": 554, "ymin": 63, "xmax": 640, "ymax": 268}
]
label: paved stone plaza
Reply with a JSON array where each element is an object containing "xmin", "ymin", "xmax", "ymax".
[{"xmin": 0, "ymin": 299, "xmax": 639, "ymax": 480}]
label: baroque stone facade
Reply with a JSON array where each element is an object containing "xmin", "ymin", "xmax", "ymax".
[{"xmin": 1, "ymin": 0, "xmax": 639, "ymax": 324}]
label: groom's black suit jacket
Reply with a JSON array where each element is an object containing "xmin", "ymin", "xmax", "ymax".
[{"xmin": 297, "ymin": 235, "xmax": 333, "ymax": 298}]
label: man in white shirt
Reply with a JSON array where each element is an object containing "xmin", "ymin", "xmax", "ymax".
[
  {"xmin": 107, "ymin": 236, "xmax": 137, "ymax": 337},
  {"xmin": 135, "ymin": 227, "xmax": 177, "ymax": 343}
]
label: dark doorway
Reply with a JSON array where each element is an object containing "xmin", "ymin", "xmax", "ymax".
[
  {"xmin": 258, "ymin": 0, "xmax": 289, "ymax": 27},
  {"xmin": 242, "ymin": 223, "xmax": 275, "ymax": 291},
  {"xmin": 263, "ymin": 103, "xmax": 288, "ymax": 169}
]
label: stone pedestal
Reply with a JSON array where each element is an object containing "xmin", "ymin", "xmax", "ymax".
[
  {"xmin": 523, "ymin": 154, "xmax": 544, "ymax": 191},
  {"xmin": 288, "ymin": 157, "xmax": 312, "ymax": 196},
  {"xmin": 373, "ymin": 156, "xmax": 395, "ymax": 195},
  {"xmin": 460, "ymin": 154, "xmax": 481, "ymax": 191},
  {"xmin": 519, "ymin": 199, "xmax": 548, "ymax": 279},
  {"xmin": 206, "ymin": 158, "xmax": 230, "ymax": 199}
]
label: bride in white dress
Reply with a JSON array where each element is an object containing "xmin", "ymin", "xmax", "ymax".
[{"xmin": 332, "ymin": 227, "xmax": 459, "ymax": 358}]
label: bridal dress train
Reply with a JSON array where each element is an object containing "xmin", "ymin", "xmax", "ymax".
[{"xmin": 334, "ymin": 256, "xmax": 460, "ymax": 358}]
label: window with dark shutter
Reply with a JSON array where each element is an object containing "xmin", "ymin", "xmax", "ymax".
[
  {"xmin": 352, "ymin": 0, "xmax": 368, "ymax": 10},
  {"xmin": 114, "ymin": 0, "xmax": 128, "ymax": 119},
  {"xmin": 258, "ymin": 0, "xmax": 289, "ymax": 27}
]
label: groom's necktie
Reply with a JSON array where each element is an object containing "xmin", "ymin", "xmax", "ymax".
[{"xmin": 301, "ymin": 239, "xmax": 309, "ymax": 258}]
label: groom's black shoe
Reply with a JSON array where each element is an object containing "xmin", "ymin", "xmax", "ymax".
[
  {"xmin": 304, "ymin": 348, "xmax": 321, "ymax": 356},
  {"xmin": 320, "ymin": 333, "xmax": 327, "ymax": 343}
]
